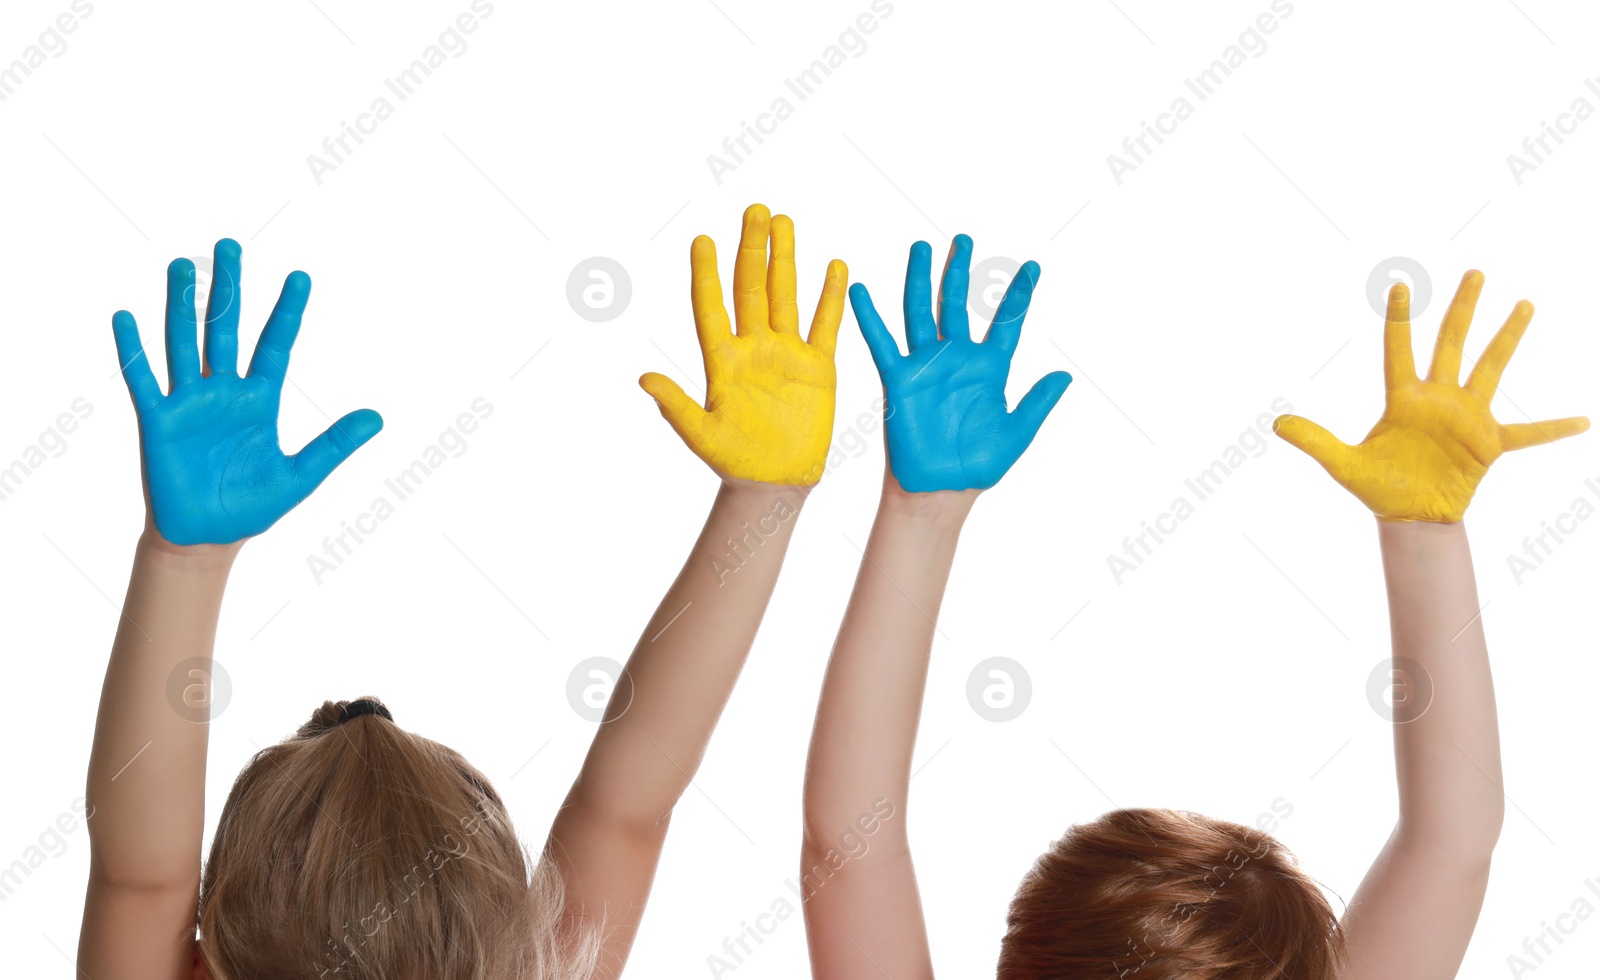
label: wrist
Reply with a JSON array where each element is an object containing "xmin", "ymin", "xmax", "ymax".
[
  {"xmin": 715, "ymin": 480, "xmax": 812, "ymax": 533},
  {"xmin": 1376, "ymin": 515, "xmax": 1468, "ymax": 540},
  {"xmin": 1376, "ymin": 515, "xmax": 1471, "ymax": 568},
  {"xmin": 137, "ymin": 526, "xmax": 244, "ymax": 574},
  {"xmin": 720, "ymin": 477, "xmax": 812, "ymax": 505},
  {"xmin": 878, "ymin": 481, "xmax": 978, "ymax": 529}
]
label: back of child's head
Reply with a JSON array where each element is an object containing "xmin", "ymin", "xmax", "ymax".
[
  {"xmin": 998, "ymin": 808, "xmax": 1343, "ymax": 979},
  {"xmin": 198, "ymin": 698, "xmax": 598, "ymax": 980}
]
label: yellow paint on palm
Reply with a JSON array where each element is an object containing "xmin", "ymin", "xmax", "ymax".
[
  {"xmin": 1275, "ymin": 270, "xmax": 1589, "ymax": 522},
  {"xmin": 641, "ymin": 203, "xmax": 848, "ymax": 486}
]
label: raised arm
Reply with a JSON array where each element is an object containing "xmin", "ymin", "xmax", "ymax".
[
  {"xmin": 547, "ymin": 204, "xmax": 847, "ymax": 978},
  {"xmin": 79, "ymin": 239, "xmax": 381, "ymax": 980},
  {"xmin": 1274, "ymin": 272, "xmax": 1587, "ymax": 979},
  {"xmin": 802, "ymin": 236, "xmax": 1070, "ymax": 978}
]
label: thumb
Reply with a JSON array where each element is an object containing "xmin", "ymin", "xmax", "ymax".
[
  {"xmin": 1009, "ymin": 370, "xmax": 1073, "ymax": 443},
  {"xmin": 640, "ymin": 372, "xmax": 709, "ymax": 448},
  {"xmin": 291, "ymin": 408, "xmax": 384, "ymax": 496},
  {"xmin": 1273, "ymin": 414, "xmax": 1353, "ymax": 481}
]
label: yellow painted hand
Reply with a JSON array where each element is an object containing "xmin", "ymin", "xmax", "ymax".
[
  {"xmin": 641, "ymin": 203, "xmax": 848, "ymax": 486},
  {"xmin": 1275, "ymin": 271, "xmax": 1588, "ymax": 522}
]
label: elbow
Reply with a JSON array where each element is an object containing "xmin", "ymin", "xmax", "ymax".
[
  {"xmin": 561, "ymin": 786, "xmax": 675, "ymax": 844},
  {"xmin": 1394, "ymin": 800, "xmax": 1504, "ymax": 870},
  {"xmin": 87, "ymin": 859, "xmax": 201, "ymax": 898},
  {"xmin": 802, "ymin": 795, "xmax": 907, "ymax": 864},
  {"xmin": 85, "ymin": 831, "xmax": 202, "ymax": 894},
  {"xmin": 1457, "ymin": 794, "xmax": 1506, "ymax": 863},
  {"xmin": 1483, "ymin": 796, "xmax": 1507, "ymax": 853},
  {"xmin": 800, "ymin": 821, "xmax": 842, "ymax": 862}
]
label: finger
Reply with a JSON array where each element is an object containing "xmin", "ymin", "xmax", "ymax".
[
  {"xmin": 165, "ymin": 258, "xmax": 202, "ymax": 390},
  {"xmin": 640, "ymin": 372, "xmax": 710, "ymax": 447},
  {"xmin": 1466, "ymin": 299, "xmax": 1534, "ymax": 401},
  {"xmin": 984, "ymin": 260, "xmax": 1040, "ymax": 355},
  {"xmin": 689, "ymin": 235, "xmax": 733, "ymax": 352},
  {"xmin": 768, "ymin": 213, "xmax": 799, "ymax": 335},
  {"xmin": 1273, "ymin": 415, "xmax": 1355, "ymax": 482},
  {"xmin": 1502, "ymin": 416, "xmax": 1590, "ymax": 451},
  {"xmin": 904, "ymin": 241, "xmax": 937, "ymax": 351},
  {"xmin": 732, "ymin": 203, "xmax": 771, "ymax": 335},
  {"xmin": 203, "ymin": 238, "xmax": 242, "ymax": 376},
  {"xmin": 1426, "ymin": 269, "xmax": 1483, "ymax": 385},
  {"xmin": 247, "ymin": 270, "xmax": 311, "ymax": 387},
  {"xmin": 1008, "ymin": 370, "xmax": 1072, "ymax": 443},
  {"xmin": 111, "ymin": 310, "xmax": 162, "ymax": 411},
  {"xmin": 290, "ymin": 408, "xmax": 384, "ymax": 496},
  {"xmin": 807, "ymin": 259, "xmax": 849, "ymax": 358},
  {"xmin": 849, "ymin": 283, "xmax": 902, "ymax": 375},
  {"xmin": 1383, "ymin": 282, "xmax": 1415, "ymax": 391},
  {"xmin": 938, "ymin": 234, "xmax": 973, "ymax": 342}
]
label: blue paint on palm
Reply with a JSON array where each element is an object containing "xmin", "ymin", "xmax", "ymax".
[
  {"xmin": 112, "ymin": 239, "xmax": 383, "ymax": 545},
  {"xmin": 850, "ymin": 235, "xmax": 1071, "ymax": 492}
]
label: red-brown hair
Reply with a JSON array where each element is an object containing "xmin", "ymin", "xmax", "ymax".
[{"xmin": 999, "ymin": 809, "xmax": 1343, "ymax": 979}]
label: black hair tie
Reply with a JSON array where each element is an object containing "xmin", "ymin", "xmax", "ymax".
[{"xmin": 339, "ymin": 699, "xmax": 393, "ymax": 724}]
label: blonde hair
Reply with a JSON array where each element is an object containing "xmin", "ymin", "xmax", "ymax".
[{"xmin": 198, "ymin": 698, "xmax": 599, "ymax": 979}]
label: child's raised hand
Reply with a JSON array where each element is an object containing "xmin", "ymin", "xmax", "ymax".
[
  {"xmin": 851, "ymin": 234, "xmax": 1072, "ymax": 492},
  {"xmin": 640, "ymin": 203, "xmax": 847, "ymax": 486},
  {"xmin": 112, "ymin": 238, "xmax": 383, "ymax": 546},
  {"xmin": 1275, "ymin": 271, "xmax": 1588, "ymax": 522}
]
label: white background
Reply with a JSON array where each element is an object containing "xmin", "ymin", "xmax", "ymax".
[{"xmin": 1, "ymin": 1, "xmax": 1597, "ymax": 977}]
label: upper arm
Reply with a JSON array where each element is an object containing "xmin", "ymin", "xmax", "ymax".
[
  {"xmin": 78, "ymin": 875, "xmax": 200, "ymax": 980},
  {"xmin": 1337, "ymin": 831, "xmax": 1493, "ymax": 980},
  {"xmin": 800, "ymin": 829, "xmax": 933, "ymax": 980},
  {"xmin": 547, "ymin": 797, "xmax": 672, "ymax": 980}
]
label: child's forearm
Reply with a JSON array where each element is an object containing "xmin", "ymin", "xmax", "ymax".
[
  {"xmin": 799, "ymin": 486, "xmax": 972, "ymax": 979},
  {"xmin": 1338, "ymin": 518, "xmax": 1504, "ymax": 979},
  {"xmin": 548, "ymin": 481, "xmax": 807, "ymax": 978},
  {"xmin": 804, "ymin": 488, "xmax": 972, "ymax": 845},
  {"xmin": 558, "ymin": 481, "xmax": 807, "ymax": 825},
  {"xmin": 1376, "ymin": 518, "xmax": 1504, "ymax": 853},
  {"xmin": 85, "ymin": 532, "xmax": 238, "ymax": 888}
]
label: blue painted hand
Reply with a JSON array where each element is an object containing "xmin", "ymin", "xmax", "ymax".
[
  {"xmin": 850, "ymin": 235, "xmax": 1070, "ymax": 492},
  {"xmin": 112, "ymin": 238, "xmax": 383, "ymax": 545}
]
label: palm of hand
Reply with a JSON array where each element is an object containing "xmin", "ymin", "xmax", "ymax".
[
  {"xmin": 114, "ymin": 243, "xmax": 383, "ymax": 546},
  {"xmin": 1274, "ymin": 271, "xmax": 1587, "ymax": 522},
  {"xmin": 885, "ymin": 339, "xmax": 1017, "ymax": 491},
  {"xmin": 701, "ymin": 333, "xmax": 836, "ymax": 484},
  {"xmin": 141, "ymin": 376, "xmax": 298, "ymax": 542},
  {"xmin": 639, "ymin": 204, "xmax": 848, "ymax": 488},
  {"xmin": 1346, "ymin": 381, "xmax": 1500, "ymax": 522},
  {"xmin": 851, "ymin": 237, "xmax": 1072, "ymax": 494}
]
